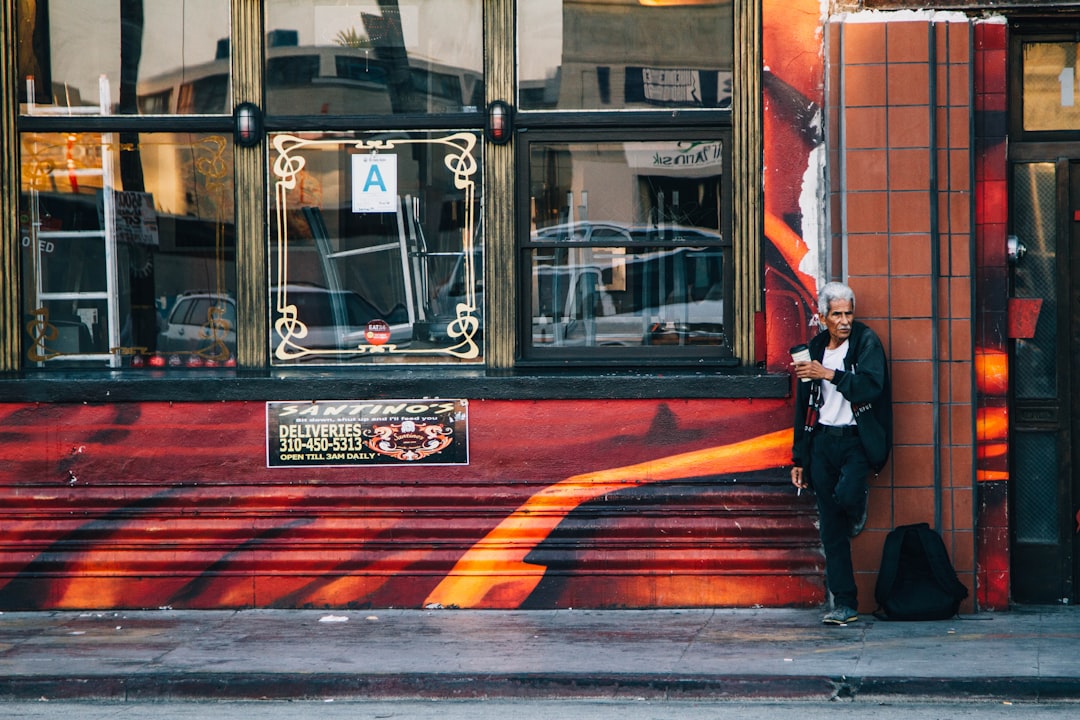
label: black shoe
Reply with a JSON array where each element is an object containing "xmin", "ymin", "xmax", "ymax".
[{"xmin": 849, "ymin": 505, "xmax": 867, "ymax": 537}]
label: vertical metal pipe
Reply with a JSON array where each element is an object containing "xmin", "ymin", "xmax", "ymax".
[{"xmin": 928, "ymin": 22, "xmax": 943, "ymax": 530}]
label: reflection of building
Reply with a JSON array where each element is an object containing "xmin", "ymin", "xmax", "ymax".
[
  {"xmin": 138, "ymin": 36, "xmax": 485, "ymax": 116},
  {"xmin": 522, "ymin": 0, "xmax": 733, "ymax": 110},
  {"xmin": 1, "ymin": 0, "xmax": 1078, "ymax": 617}
]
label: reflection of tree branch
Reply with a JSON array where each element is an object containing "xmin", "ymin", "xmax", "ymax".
[
  {"xmin": 364, "ymin": 0, "xmax": 423, "ymax": 114},
  {"xmin": 334, "ymin": 27, "xmax": 370, "ymax": 48}
]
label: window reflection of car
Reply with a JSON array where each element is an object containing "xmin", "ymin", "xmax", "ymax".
[
  {"xmin": 531, "ymin": 221, "xmax": 724, "ymax": 244},
  {"xmin": 157, "ymin": 292, "xmax": 237, "ymax": 353},
  {"xmin": 272, "ymin": 284, "xmax": 411, "ymax": 351},
  {"xmin": 531, "ymin": 221, "xmax": 634, "ymax": 243},
  {"xmin": 532, "ymin": 245, "xmax": 725, "ymax": 348}
]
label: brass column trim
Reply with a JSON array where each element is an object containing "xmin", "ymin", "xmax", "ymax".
[
  {"xmin": 233, "ymin": 0, "xmax": 267, "ymax": 369},
  {"xmin": 0, "ymin": 0, "xmax": 19, "ymax": 373},
  {"xmin": 484, "ymin": 0, "xmax": 515, "ymax": 369},
  {"xmin": 733, "ymin": 0, "xmax": 763, "ymax": 365}
]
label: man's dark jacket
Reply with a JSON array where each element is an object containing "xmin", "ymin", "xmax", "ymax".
[{"xmin": 791, "ymin": 320, "xmax": 892, "ymax": 473}]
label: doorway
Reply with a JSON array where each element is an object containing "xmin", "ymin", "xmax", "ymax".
[
  {"xmin": 1007, "ymin": 159, "xmax": 1080, "ymax": 604},
  {"xmin": 1007, "ymin": 23, "xmax": 1080, "ymax": 605}
]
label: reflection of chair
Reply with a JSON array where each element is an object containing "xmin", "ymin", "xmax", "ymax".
[{"xmin": 50, "ymin": 320, "xmax": 93, "ymax": 354}]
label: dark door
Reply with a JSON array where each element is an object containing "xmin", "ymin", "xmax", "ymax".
[{"xmin": 1008, "ymin": 159, "xmax": 1078, "ymax": 604}]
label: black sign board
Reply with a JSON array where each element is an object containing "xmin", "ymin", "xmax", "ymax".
[{"xmin": 267, "ymin": 399, "xmax": 468, "ymax": 467}]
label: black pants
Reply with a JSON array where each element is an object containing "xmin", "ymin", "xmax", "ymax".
[{"xmin": 808, "ymin": 430, "xmax": 870, "ymax": 610}]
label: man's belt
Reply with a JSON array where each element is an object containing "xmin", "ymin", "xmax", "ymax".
[{"xmin": 815, "ymin": 424, "xmax": 858, "ymax": 437}]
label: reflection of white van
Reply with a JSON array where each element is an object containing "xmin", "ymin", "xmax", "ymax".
[
  {"xmin": 158, "ymin": 292, "xmax": 237, "ymax": 354},
  {"xmin": 532, "ymin": 246, "xmax": 725, "ymax": 347}
]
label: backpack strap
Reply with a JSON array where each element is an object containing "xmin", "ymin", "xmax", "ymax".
[
  {"xmin": 914, "ymin": 525, "xmax": 969, "ymax": 602},
  {"xmin": 873, "ymin": 523, "xmax": 911, "ymax": 610}
]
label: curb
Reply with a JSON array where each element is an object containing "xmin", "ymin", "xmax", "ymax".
[{"xmin": 3, "ymin": 673, "xmax": 1078, "ymax": 702}]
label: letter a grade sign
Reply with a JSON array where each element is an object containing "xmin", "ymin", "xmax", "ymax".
[{"xmin": 352, "ymin": 154, "xmax": 398, "ymax": 213}]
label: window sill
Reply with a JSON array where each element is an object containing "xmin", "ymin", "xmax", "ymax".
[{"xmin": 0, "ymin": 367, "xmax": 790, "ymax": 402}]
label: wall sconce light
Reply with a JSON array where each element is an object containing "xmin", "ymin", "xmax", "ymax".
[
  {"xmin": 234, "ymin": 102, "xmax": 263, "ymax": 147},
  {"xmin": 486, "ymin": 100, "xmax": 513, "ymax": 145}
]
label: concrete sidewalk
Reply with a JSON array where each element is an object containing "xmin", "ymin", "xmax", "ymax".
[{"xmin": 1, "ymin": 606, "xmax": 1079, "ymax": 702}]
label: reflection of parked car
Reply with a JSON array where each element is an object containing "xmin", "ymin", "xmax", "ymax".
[
  {"xmin": 532, "ymin": 221, "xmax": 634, "ymax": 243},
  {"xmin": 531, "ymin": 221, "xmax": 723, "ymax": 244},
  {"xmin": 272, "ymin": 284, "xmax": 411, "ymax": 351},
  {"xmin": 532, "ymin": 246, "xmax": 725, "ymax": 347},
  {"xmin": 157, "ymin": 292, "xmax": 237, "ymax": 353},
  {"xmin": 159, "ymin": 285, "xmax": 413, "ymax": 359}
]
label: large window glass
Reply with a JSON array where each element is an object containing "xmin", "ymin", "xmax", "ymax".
[
  {"xmin": 518, "ymin": 0, "xmax": 733, "ymax": 111},
  {"xmin": 515, "ymin": 0, "xmax": 734, "ymax": 365},
  {"xmin": 522, "ymin": 138, "xmax": 731, "ymax": 361},
  {"xmin": 10, "ymin": 0, "xmax": 743, "ymax": 377},
  {"xmin": 18, "ymin": 0, "xmax": 232, "ymax": 115},
  {"xmin": 264, "ymin": 0, "xmax": 484, "ymax": 115},
  {"xmin": 20, "ymin": 132, "xmax": 237, "ymax": 368},
  {"xmin": 269, "ymin": 130, "xmax": 482, "ymax": 365}
]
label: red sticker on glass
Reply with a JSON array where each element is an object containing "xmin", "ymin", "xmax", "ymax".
[{"xmin": 365, "ymin": 319, "xmax": 391, "ymax": 346}]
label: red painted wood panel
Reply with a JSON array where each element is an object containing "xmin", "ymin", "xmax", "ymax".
[{"xmin": 0, "ymin": 399, "xmax": 823, "ymax": 609}]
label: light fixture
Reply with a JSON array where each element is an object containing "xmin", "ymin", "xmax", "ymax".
[
  {"xmin": 234, "ymin": 102, "xmax": 263, "ymax": 147},
  {"xmin": 486, "ymin": 100, "xmax": 513, "ymax": 145}
]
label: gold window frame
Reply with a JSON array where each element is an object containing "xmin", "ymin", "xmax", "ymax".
[{"xmin": 269, "ymin": 132, "xmax": 482, "ymax": 363}]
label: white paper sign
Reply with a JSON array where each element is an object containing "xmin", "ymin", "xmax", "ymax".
[{"xmin": 352, "ymin": 154, "xmax": 398, "ymax": 213}]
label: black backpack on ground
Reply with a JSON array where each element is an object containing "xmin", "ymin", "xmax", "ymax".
[{"xmin": 874, "ymin": 522, "xmax": 969, "ymax": 621}]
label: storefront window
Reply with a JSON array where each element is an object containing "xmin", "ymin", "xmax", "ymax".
[
  {"xmin": 18, "ymin": 0, "xmax": 232, "ymax": 115},
  {"xmin": 20, "ymin": 132, "xmax": 237, "ymax": 368},
  {"xmin": 10, "ymin": 0, "xmax": 744, "ymax": 378},
  {"xmin": 264, "ymin": 0, "xmax": 484, "ymax": 116},
  {"xmin": 269, "ymin": 130, "xmax": 482, "ymax": 365},
  {"xmin": 517, "ymin": 0, "xmax": 733, "ymax": 111},
  {"xmin": 522, "ymin": 138, "xmax": 731, "ymax": 361}
]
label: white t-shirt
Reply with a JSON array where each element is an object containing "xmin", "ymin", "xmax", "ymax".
[{"xmin": 819, "ymin": 340, "xmax": 855, "ymax": 427}]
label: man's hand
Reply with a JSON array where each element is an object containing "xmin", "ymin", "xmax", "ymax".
[
  {"xmin": 792, "ymin": 359, "xmax": 835, "ymax": 383},
  {"xmin": 791, "ymin": 466, "xmax": 808, "ymax": 490}
]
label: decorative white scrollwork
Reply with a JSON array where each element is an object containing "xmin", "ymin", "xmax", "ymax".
[{"xmin": 271, "ymin": 132, "xmax": 481, "ymax": 362}]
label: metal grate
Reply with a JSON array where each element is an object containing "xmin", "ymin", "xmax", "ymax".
[{"xmin": 1013, "ymin": 431, "xmax": 1059, "ymax": 543}]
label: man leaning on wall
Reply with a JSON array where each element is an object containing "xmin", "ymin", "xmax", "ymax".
[{"xmin": 790, "ymin": 282, "xmax": 892, "ymax": 626}]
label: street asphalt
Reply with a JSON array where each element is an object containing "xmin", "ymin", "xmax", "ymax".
[{"xmin": 1, "ymin": 606, "xmax": 1078, "ymax": 703}]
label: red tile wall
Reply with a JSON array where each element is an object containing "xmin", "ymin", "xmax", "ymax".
[
  {"xmin": 972, "ymin": 19, "xmax": 1010, "ymax": 610},
  {"xmin": 830, "ymin": 17, "xmax": 979, "ymax": 612}
]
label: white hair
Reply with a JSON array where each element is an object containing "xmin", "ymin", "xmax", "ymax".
[{"xmin": 818, "ymin": 282, "xmax": 856, "ymax": 316}]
